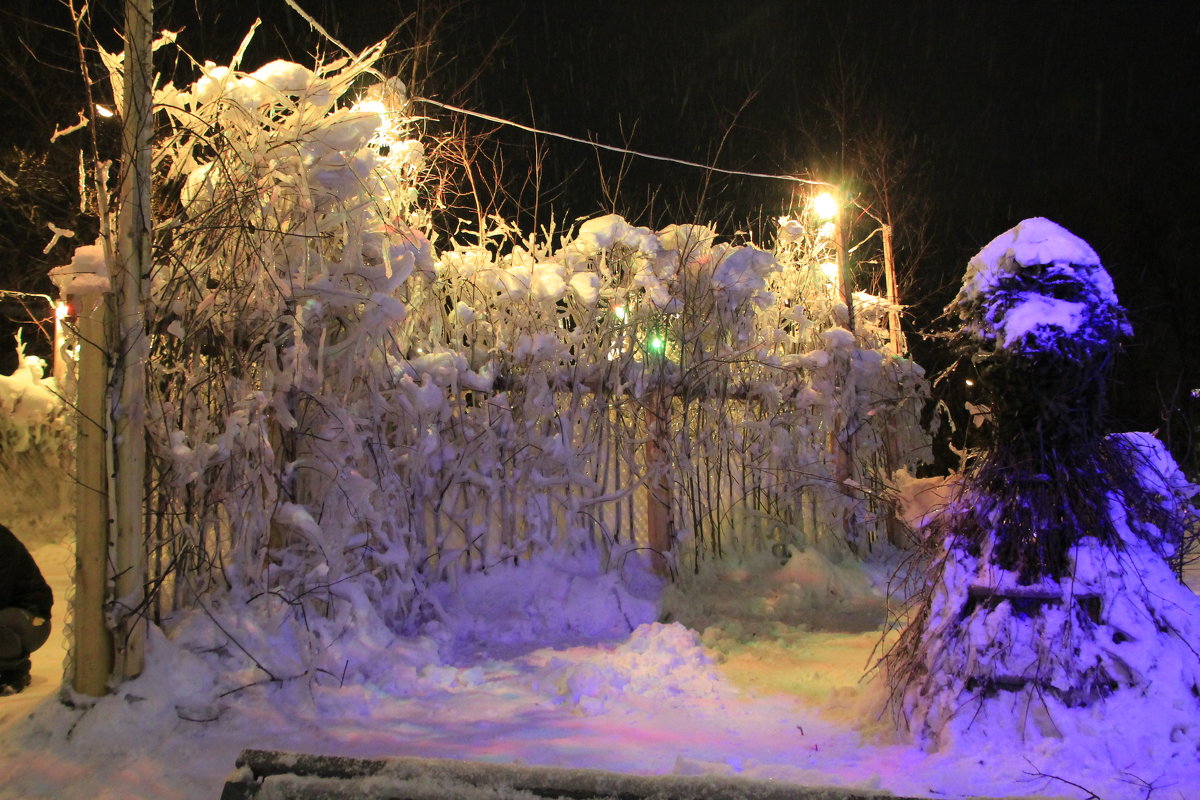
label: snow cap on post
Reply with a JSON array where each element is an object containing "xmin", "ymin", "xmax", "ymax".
[
  {"xmin": 950, "ymin": 217, "xmax": 1130, "ymax": 358},
  {"xmin": 49, "ymin": 242, "xmax": 111, "ymax": 296}
]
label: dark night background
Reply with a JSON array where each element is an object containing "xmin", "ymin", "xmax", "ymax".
[{"xmin": 1, "ymin": 1, "xmax": 1198, "ymax": 470}]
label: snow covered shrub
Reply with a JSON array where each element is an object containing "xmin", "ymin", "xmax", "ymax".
[
  {"xmin": 0, "ymin": 349, "xmax": 67, "ymax": 458},
  {"xmin": 886, "ymin": 218, "xmax": 1200, "ymax": 748},
  {"xmin": 103, "ymin": 28, "xmax": 931, "ymax": 677},
  {"xmin": 545, "ymin": 211, "xmax": 931, "ymax": 568},
  {"xmin": 142, "ymin": 40, "xmax": 437, "ymax": 621},
  {"xmin": 0, "ymin": 346, "xmax": 72, "ymax": 525},
  {"xmin": 948, "ymin": 217, "xmax": 1134, "ymax": 579},
  {"xmin": 934, "ymin": 218, "xmax": 1192, "ymax": 577}
]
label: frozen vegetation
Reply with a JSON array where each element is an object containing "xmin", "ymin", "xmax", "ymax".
[{"xmin": 0, "ymin": 39, "xmax": 1198, "ymax": 800}]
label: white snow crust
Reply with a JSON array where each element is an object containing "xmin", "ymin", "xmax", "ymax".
[{"xmin": 952, "ymin": 217, "xmax": 1129, "ymax": 353}]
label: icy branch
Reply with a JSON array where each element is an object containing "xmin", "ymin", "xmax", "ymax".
[{"xmin": 50, "ymin": 110, "xmax": 90, "ymax": 143}]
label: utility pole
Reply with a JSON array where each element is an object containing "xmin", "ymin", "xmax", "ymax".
[{"xmin": 880, "ymin": 222, "xmax": 905, "ymax": 356}]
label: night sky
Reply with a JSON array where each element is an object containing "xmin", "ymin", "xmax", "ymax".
[{"xmin": 2, "ymin": 0, "xmax": 1198, "ymax": 463}]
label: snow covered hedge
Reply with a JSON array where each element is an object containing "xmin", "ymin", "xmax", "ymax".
[
  {"xmin": 85, "ymin": 38, "xmax": 931, "ymax": 646},
  {"xmin": 0, "ymin": 351, "xmax": 66, "ymax": 457},
  {"xmin": 0, "ymin": 346, "xmax": 71, "ymax": 531}
]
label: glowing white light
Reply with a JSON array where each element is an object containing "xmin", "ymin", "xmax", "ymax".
[
  {"xmin": 55, "ymin": 302, "xmax": 70, "ymax": 320},
  {"xmin": 965, "ymin": 379, "xmax": 975, "ymax": 387},
  {"xmin": 94, "ymin": 105, "xmax": 114, "ymax": 118},
  {"xmin": 352, "ymin": 99, "xmax": 388, "ymax": 115},
  {"xmin": 820, "ymin": 261, "xmax": 839, "ymax": 280},
  {"xmin": 811, "ymin": 191, "xmax": 839, "ymax": 221},
  {"xmin": 612, "ymin": 304, "xmax": 627, "ymax": 321},
  {"xmin": 817, "ymin": 221, "xmax": 836, "ymax": 239}
]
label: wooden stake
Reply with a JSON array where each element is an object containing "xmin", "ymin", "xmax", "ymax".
[
  {"xmin": 644, "ymin": 387, "xmax": 672, "ymax": 574},
  {"xmin": 71, "ymin": 292, "xmax": 112, "ymax": 697}
]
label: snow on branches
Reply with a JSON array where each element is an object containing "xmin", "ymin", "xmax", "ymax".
[
  {"xmin": 79, "ymin": 32, "xmax": 932, "ymax": 681},
  {"xmin": 886, "ymin": 218, "xmax": 1200, "ymax": 755}
]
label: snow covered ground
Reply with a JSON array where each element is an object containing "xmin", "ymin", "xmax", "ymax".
[{"xmin": 2, "ymin": 509, "xmax": 1197, "ymax": 800}]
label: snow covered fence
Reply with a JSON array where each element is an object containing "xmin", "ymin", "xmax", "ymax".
[{"xmin": 85, "ymin": 37, "xmax": 930, "ymax": 646}]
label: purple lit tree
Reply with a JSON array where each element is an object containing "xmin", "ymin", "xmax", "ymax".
[{"xmin": 887, "ymin": 218, "xmax": 1200, "ymax": 749}]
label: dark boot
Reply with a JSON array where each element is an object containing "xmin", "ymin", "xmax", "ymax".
[{"xmin": 0, "ymin": 660, "xmax": 31, "ymax": 695}]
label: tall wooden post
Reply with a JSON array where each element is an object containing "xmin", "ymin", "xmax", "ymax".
[
  {"xmin": 71, "ymin": 291, "xmax": 112, "ymax": 697},
  {"xmin": 879, "ymin": 221, "xmax": 906, "ymax": 545},
  {"xmin": 833, "ymin": 204, "xmax": 860, "ymax": 549},
  {"xmin": 880, "ymin": 223, "xmax": 904, "ymax": 356},
  {"xmin": 110, "ymin": 0, "xmax": 153, "ymax": 682},
  {"xmin": 644, "ymin": 386, "xmax": 672, "ymax": 574},
  {"xmin": 836, "ymin": 204, "xmax": 853, "ymax": 334}
]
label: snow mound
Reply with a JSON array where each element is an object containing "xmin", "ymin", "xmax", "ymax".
[
  {"xmin": 426, "ymin": 550, "xmax": 661, "ymax": 659},
  {"xmin": 951, "ymin": 217, "xmax": 1130, "ymax": 355},
  {"xmin": 538, "ymin": 622, "xmax": 726, "ymax": 713},
  {"xmin": 663, "ymin": 545, "xmax": 891, "ymax": 643}
]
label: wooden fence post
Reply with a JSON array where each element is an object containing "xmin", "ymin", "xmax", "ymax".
[
  {"xmin": 644, "ymin": 386, "xmax": 672, "ymax": 573},
  {"xmin": 71, "ymin": 291, "xmax": 112, "ymax": 696}
]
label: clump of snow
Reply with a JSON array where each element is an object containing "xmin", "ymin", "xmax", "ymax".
[
  {"xmin": 0, "ymin": 356, "xmax": 65, "ymax": 456},
  {"xmin": 424, "ymin": 549, "xmax": 661, "ymax": 660},
  {"xmin": 997, "ymin": 294, "xmax": 1086, "ymax": 348},
  {"xmin": 709, "ymin": 243, "xmax": 779, "ymax": 310},
  {"xmin": 963, "ymin": 216, "xmax": 1102, "ymax": 291},
  {"xmin": 48, "ymin": 242, "xmax": 110, "ymax": 296},
  {"xmin": 890, "ymin": 468, "xmax": 959, "ymax": 534},
  {"xmin": 820, "ymin": 326, "xmax": 856, "ymax": 350},
  {"xmin": 950, "ymin": 217, "xmax": 1130, "ymax": 355},
  {"xmin": 536, "ymin": 623, "xmax": 725, "ymax": 713},
  {"xmin": 571, "ymin": 214, "xmax": 658, "ymax": 257}
]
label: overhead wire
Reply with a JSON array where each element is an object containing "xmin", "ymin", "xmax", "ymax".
[{"xmin": 412, "ymin": 96, "xmax": 830, "ymax": 190}]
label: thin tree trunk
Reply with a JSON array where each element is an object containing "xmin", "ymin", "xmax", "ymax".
[{"xmin": 110, "ymin": 0, "xmax": 152, "ymax": 682}]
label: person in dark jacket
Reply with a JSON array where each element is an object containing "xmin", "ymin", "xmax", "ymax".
[{"xmin": 0, "ymin": 523, "xmax": 53, "ymax": 695}]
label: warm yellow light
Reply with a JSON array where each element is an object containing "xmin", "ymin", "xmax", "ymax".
[
  {"xmin": 817, "ymin": 221, "xmax": 836, "ymax": 240},
  {"xmin": 612, "ymin": 304, "xmax": 627, "ymax": 321},
  {"xmin": 819, "ymin": 261, "xmax": 839, "ymax": 279},
  {"xmin": 965, "ymin": 379, "xmax": 975, "ymax": 387},
  {"xmin": 94, "ymin": 104, "xmax": 114, "ymax": 118},
  {"xmin": 55, "ymin": 302, "xmax": 70, "ymax": 320},
  {"xmin": 811, "ymin": 191, "xmax": 839, "ymax": 221},
  {"xmin": 352, "ymin": 99, "xmax": 388, "ymax": 115}
]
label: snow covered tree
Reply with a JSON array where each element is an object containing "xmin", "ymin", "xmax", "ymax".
[{"xmin": 887, "ymin": 217, "xmax": 1200, "ymax": 749}]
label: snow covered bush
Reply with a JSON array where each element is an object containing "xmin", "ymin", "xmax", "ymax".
[
  {"xmin": 886, "ymin": 218, "xmax": 1200, "ymax": 750},
  {"xmin": 142, "ymin": 40, "xmax": 438, "ymax": 621},
  {"xmin": 0, "ymin": 350, "xmax": 66, "ymax": 458},
  {"xmin": 84, "ymin": 30, "xmax": 931, "ymax": 682},
  {"xmin": 0, "ymin": 345, "xmax": 72, "ymax": 528}
]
